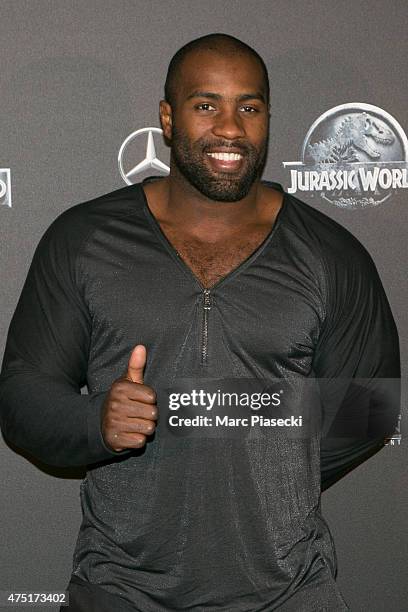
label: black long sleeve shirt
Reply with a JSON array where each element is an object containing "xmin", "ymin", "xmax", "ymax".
[{"xmin": 0, "ymin": 180, "xmax": 400, "ymax": 611}]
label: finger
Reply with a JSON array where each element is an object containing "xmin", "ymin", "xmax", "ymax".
[
  {"xmin": 126, "ymin": 344, "xmax": 147, "ymax": 384},
  {"xmin": 113, "ymin": 380, "xmax": 156, "ymax": 404},
  {"xmin": 111, "ymin": 433, "xmax": 148, "ymax": 451},
  {"xmin": 107, "ymin": 412, "xmax": 157, "ymax": 434},
  {"xmin": 116, "ymin": 402, "xmax": 158, "ymax": 420},
  {"xmin": 121, "ymin": 417, "xmax": 156, "ymax": 435},
  {"xmin": 127, "ymin": 383, "xmax": 156, "ymax": 404}
]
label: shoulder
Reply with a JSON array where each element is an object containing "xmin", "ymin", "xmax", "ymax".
[
  {"xmin": 29, "ymin": 183, "xmax": 146, "ymax": 280},
  {"xmin": 49, "ymin": 183, "xmax": 144, "ymax": 236},
  {"xmin": 37, "ymin": 183, "xmax": 145, "ymax": 254},
  {"xmin": 279, "ymin": 191, "xmax": 388, "ymax": 322},
  {"xmin": 262, "ymin": 181, "xmax": 383, "ymax": 308},
  {"xmin": 278, "ymin": 188, "xmax": 377, "ymax": 274}
]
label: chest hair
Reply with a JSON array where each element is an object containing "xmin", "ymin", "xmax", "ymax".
[{"xmin": 161, "ymin": 226, "xmax": 273, "ymax": 288}]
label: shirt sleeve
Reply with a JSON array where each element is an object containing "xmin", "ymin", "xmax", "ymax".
[
  {"xmin": 0, "ymin": 210, "xmax": 131, "ymax": 467},
  {"xmin": 312, "ymin": 240, "xmax": 401, "ymax": 492}
]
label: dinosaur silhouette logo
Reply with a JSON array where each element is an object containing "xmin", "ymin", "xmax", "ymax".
[{"xmin": 283, "ymin": 103, "xmax": 408, "ymax": 208}]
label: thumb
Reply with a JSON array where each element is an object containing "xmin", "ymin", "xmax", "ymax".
[{"xmin": 126, "ymin": 344, "xmax": 147, "ymax": 383}]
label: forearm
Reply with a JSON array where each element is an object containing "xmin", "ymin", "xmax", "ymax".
[
  {"xmin": 0, "ymin": 367, "xmax": 129, "ymax": 467},
  {"xmin": 319, "ymin": 376, "xmax": 400, "ymax": 491}
]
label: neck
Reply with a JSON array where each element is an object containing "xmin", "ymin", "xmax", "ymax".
[{"xmin": 153, "ymin": 163, "xmax": 263, "ymax": 237}]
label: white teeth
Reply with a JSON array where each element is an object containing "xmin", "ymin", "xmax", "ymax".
[{"xmin": 207, "ymin": 152, "xmax": 242, "ymax": 161}]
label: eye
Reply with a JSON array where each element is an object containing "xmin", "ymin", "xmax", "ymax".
[
  {"xmin": 195, "ymin": 102, "xmax": 216, "ymax": 111},
  {"xmin": 239, "ymin": 105, "xmax": 258, "ymax": 113}
]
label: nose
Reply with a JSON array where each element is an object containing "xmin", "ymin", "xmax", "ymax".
[{"xmin": 212, "ymin": 107, "xmax": 245, "ymax": 140}]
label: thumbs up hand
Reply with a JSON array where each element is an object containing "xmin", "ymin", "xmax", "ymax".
[{"xmin": 101, "ymin": 345, "xmax": 158, "ymax": 452}]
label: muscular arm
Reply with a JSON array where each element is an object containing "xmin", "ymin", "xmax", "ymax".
[
  {"xmin": 0, "ymin": 209, "xmax": 130, "ymax": 467},
  {"xmin": 313, "ymin": 242, "xmax": 400, "ymax": 492}
]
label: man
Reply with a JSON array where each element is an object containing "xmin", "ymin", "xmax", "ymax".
[{"xmin": 0, "ymin": 34, "xmax": 400, "ymax": 611}]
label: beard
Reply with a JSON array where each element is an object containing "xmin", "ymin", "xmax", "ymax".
[{"xmin": 169, "ymin": 126, "xmax": 268, "ymax": 202}]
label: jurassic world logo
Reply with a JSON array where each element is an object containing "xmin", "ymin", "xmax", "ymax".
[{"xmin": 283, "ymin": 103, "xmax": 408, "ymax": 208}]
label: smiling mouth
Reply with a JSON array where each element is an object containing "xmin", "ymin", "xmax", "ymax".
[{"xmin": 206, "ymin": 151, "xmax": 243, "ymax": 161}]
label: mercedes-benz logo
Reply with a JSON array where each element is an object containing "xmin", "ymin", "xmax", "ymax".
[{"xmin": 118, "ymin": 127, "xmax": 170, "ymax": 185}]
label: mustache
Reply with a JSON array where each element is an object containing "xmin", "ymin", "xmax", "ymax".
[{"xmin": 200, "ymin": 139, "xmax": 255, "ymax": 154}]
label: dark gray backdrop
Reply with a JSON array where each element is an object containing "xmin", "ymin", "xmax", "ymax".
[{"xmin": 1, "ymin": 1, "xmax": 407, "ymax": 611}]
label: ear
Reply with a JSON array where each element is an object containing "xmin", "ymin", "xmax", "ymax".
[{"xmin": 160, "ymin": 100, "xmax": 173, "ymax": 140}]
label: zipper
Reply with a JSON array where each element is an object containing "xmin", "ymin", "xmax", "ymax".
[{"xmin": 201, "ymin": 289, "xmax": 212, "ymax": 364}]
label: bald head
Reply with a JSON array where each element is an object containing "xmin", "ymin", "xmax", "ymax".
[{"xmin": 164, "ymin": 33, "xmax": 270, "ymax": 108}]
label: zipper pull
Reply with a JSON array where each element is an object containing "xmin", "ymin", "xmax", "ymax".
[
  {"xmin": 203, "ymin": 288, "xmax": 212, "ymax": 310},
  {"xmin": 201, "ymin": 289, "xmax": 212, "ymax": 364}
]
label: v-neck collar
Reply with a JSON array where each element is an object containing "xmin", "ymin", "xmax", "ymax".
[{"xmin": 139, "ymin": 179, "xmax": 289, "ymax": 293}]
